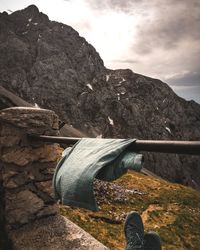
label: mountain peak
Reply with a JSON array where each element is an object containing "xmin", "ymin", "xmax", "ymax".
[{"xmin": 24, "ymin": 4, "xmax": 39, "ymax": 14}]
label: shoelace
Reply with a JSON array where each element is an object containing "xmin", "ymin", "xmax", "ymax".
[{"xmin": 126, "ymin": 225, "xmax": 144, "ymax": 250}]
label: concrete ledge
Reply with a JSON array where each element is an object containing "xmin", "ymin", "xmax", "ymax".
[{"xmin": 10, "ymin": 215, "xmax": 108, "ymax": 250}]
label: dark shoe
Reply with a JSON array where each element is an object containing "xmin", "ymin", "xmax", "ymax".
[
  {"xmin": 144, "ymin": 231, "xmax": 162, "ymax": 250},
  {"xmin": 124, "ymin": 211, "xmax": 145, "ymax": 250}
]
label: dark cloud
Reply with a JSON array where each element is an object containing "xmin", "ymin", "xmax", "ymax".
[
  {"xmin": 170, "ymin": 85, "xmax": 200, "ymax": 103},
  {"xmin": 166, "ymin": 72, "xmax": 200, "ymax": 87},
  {"xmin": 133, "ymin": 0, "xmax": 200, "ymax": 54}
]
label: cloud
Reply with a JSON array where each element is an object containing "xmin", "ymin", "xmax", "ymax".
[
  {"xmin": 166, "ymin": 71, "xmax": 200, "ymax": 87},
  {"xmin": 132, "ymin": 0, "xmax": 200, "ymax": 54},
  {"xmin": 75, "ymin": 0, "xmax": 200, "ymax": 88},
  {"xmin": 112, "ymin": 59, "xmax": 140, "ymax": 64},
  {"xmin": 171, "ymin": 85, "xmax": 200, "ymax": 103},
  {"xmin": 86, "ymin": 0, "xmax": 137, "ymax": 12}
]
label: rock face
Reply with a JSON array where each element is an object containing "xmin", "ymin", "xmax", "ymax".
[{"xmin": 0, "ymin": 5, "xmax": 200, "ymax": 188}]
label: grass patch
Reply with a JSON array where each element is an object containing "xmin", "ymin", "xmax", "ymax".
[{"xmin": 60, "ymin": 171, "xmax": 200, "ymax": 250}]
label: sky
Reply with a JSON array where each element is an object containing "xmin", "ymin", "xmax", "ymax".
[{"xmin": 0, "ymin": 0, "xmax": 200, "ymax": 103}]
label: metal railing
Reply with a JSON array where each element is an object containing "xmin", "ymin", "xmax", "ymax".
[{"xmin": 28, "ymin": 134, "xmax": 200, "ymax": 155}]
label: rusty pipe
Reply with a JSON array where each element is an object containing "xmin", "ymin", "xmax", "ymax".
[{"xmin": 27, "ymin": 134, "xmax": 200, "ymax": 155}]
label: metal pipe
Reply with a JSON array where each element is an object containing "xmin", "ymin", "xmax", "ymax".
[
  {"xmin": 28, "ymin": 135, "xmax": 80, "ymax": 144},
  {"xmin": 129, "ymin": 140, "xmax": 200, "ymax": 155},
  {"xmin": 28, "ymin": 134, "xmax": 200, "ymax": 155}
]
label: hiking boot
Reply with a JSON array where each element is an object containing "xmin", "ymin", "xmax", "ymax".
[
  {"xmin": 124, "ymin": 211, "xmax": 145, "ymax": 250},
  {"xmin": 144, "ymin": 231, "xmax": 162, "ymax": 250}
]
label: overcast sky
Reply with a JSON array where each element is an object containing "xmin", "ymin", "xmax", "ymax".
[{"xmin": 1, "ymin": 0, "xmax": 200, "ymax": 103}]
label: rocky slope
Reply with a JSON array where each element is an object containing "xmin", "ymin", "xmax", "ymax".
[{"xmin": 0, "ymin": 5, "xmax": 200, "ymax": 188}]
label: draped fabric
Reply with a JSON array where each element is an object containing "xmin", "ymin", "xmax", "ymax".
[{"xmin": 53, "ymin": 138, "xmax": 143, "ymax": 211}]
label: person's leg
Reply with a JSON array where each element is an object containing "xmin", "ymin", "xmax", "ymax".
[
  {"xmin": 144, "ymin": 231, "xmax": 162, "ymax": 250},
  {"xmin": 124, "ymin": 211, "xmax": 145, "ymax": 250}
]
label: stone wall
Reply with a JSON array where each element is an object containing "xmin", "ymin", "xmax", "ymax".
[{"xmin": 0, "ymin": 107, "xmax": 107, "ymax": 250}]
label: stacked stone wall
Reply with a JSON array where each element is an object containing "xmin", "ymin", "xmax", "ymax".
[{"xmin": 0, "ymin": 107, "xmax": 107, "ymax": 250}]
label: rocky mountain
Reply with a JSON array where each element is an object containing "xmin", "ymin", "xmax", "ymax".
[{"xmin": 0, "ymin": 5, "xmax": 200, "ymax": 189}]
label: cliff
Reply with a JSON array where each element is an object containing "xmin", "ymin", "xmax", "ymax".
[{"xmin": 0, "ymin": 5, "xmax": 200, "ymax": 188}]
